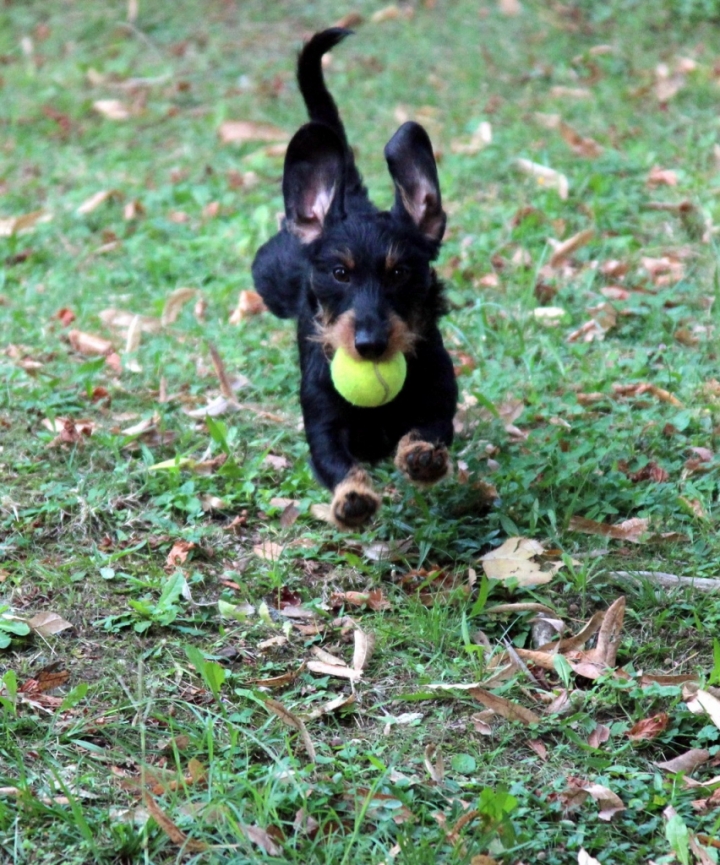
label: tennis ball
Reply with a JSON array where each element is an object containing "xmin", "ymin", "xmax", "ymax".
[{"xmin": 330, "ymin": 347, "xmax": 407, "ymax": 408}]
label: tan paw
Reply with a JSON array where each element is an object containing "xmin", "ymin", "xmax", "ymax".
[
  {"xmin": 395, "ymin": 433, "xmax": 452, "ymax": 486},
  {"xmin": 330, "ymin": 468, "xmax": 381, "ymax": 530}
]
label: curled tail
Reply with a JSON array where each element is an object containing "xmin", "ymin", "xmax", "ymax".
[{"xmin": 297, "ymin": 28, "xmax": 352, "ymax": 145}]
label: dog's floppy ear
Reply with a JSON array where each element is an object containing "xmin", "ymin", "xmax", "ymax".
[
  {"xmin": 384, "ymin": 121, "xmax": 445, "ymax": 244},
  {"xmin": 283, "ymin": 122, "xmax": 345, "ymax": 244}
]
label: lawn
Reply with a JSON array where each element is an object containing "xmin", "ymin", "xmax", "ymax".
[{"xmin": 2, "ymin": 0, "xmax": 720, "ymax": 862}]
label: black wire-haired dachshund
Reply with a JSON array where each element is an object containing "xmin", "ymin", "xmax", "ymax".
[{"xmin": 252, "ymin": 28, "xmax": 458, "ymax": 530}]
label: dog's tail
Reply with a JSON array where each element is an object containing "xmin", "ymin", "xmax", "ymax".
[{"xmin": 297, "ymin": 28, "xmax": 352, "ymax": 145}]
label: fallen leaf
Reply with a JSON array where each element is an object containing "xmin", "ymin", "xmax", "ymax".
[
  {"xmin": 656, "ymin": 749, "xmax": 710, "ymax": 774},
  {"xmin": 352, "ymin": 628, "xmax": 375, "ymax": 673},
  {"xmin": 99, "ymin": 308, "xmax": 161, "ymax": 334},
  {"xmin": 647, "ymin": 166, "xmax": 678, "ymax": 187},
  {"xmin": 230, "ymin": 289, "xmax": 267, "ymax": 323},
  {"xmin": 469, "ymin": 687, "xmax": 541, "ymax": 725},
  {"xmin": 590, "ymin": 784, "xmax": 626, "ymax": 821},
  {"xmin": 27, "ymin": 612, "xmax": 73, "ymax": 637},
  {"xmin": 480, "ymin": 537, "xmax": 560, "ymax": 586},
  {"xmin": 76, "ymin": 189, "xmax": 120, "ymax": 215},
  {"xmin": 588, "ymin": 724, "xmax": 611, "ymax": 748},
  {"xmin": 307, "ymin": 693, "xmax": 356, "ymax": 720},
  {"xmin": 161, "ymin": 287, "xmax": 197, "ymax": 326},
  {"xmin": 558, "ymin": 122, "xmax": 603, "ymax": 158},
  {"xmin": 67, "ymin": 329, "xmax": 114, "ymax": 356},
  {"xmin": 515, "ymin": 158, "xmax": 569, "ymax": 199},
  {"xmin": 306, "ymin": 661, "xmax": 362, "ymax": 681},
  {"xmin": 548, "ymin": 228, "xmax": 594, "ymax": 267},
  {"xmin": 0, "ymin": 209, "xmax": 52, "ymax": 237},
  {"xmin": 627, "ymin": 712, "xmax": 670, "ymax": 741},
  {"xmin": 253, "ymin": 541, "xmax": 284, "ymax": 562},
  {"xmin": 166, "ymin": 540, "xmax": 195, "ymax": 568},
  {"xmin": 218, "ymin": 120, "xmax": 288, "ymax": 145},
  {"xmin": 264, "ymin": 698, "xmax": 316, "ymax": 762},
  {"xmin": 578, "ymin": 850, "xmax": 601, "ymax": 865},
  {"xmin": 696, "ymin": 690, "xmax": 720, "ymax": 730},
  {"xmin": 242, "ymin": 824, "xmax": 283, "ymax": 856},
  {"xmin": 424, "ymin": 743, "xmax": 445, "ymax": 783},
  {"xmin": 142, "ymin": 792, "xmax": 208, "ymax": 853},
  {"xmin": 498, "ymin": 0, "xmax": 522, "ymax": 14},
  {"xmin": 93, "ymin": 99, "xmax": 131, "ymax": 120}
]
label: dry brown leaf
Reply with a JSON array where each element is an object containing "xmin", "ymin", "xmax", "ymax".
[
  {"xmin": 76, "ymin": 189, "xmax": 119, "ymax": 215},
  {"xmin": 0, "ymin": 209, "xmax": 51, "ymax": 237},
  {"xmin": 19, "ymin": 667, "xmax": 70, "ymax": 694},
  {"xmin": 592, "ymin": 596, "xmax": 625, "ymax": 667},
  {"xmin": 230, "ymin": 289, "xmax": 267, "ymax": 324},
  {"xmin": 584, "ymin": 783, "xmax": 626, "ymax": 821},
  {"xmin": 588, "ymin": 724, "xmax": 611, "ymax": 748},
  {"xmin": 251, "ymin": 664, "xmax": 304, "ymax": 690},
  {"xmin": 242, "ymin": 824, "xmax": 283, "ymax": 856},
  {"xmin": 253, "ymin": 541, "xmax": 284, "ymax": 562},
  {"xmin": 218, "ymin": 120, "xmax": 288, "ymax": 145},
  {"xmin": 480, "ymin": 537, "xmax": 560, "ymax": 587},
  {"xmin": 99, "ymin": 308, "xmax": 161, "ymax": 334},
  {"xmin": 93, "ymin": 99, "xmax": 131, "ymax": 120},
  {"xmin": 307, "ymin": 693, "xmax": 356, "ymax": 720},
  {"xmin": 568, "ymin": 515, "xmax": 649, "ymax": 543},
  {"xmin": 334, "ymin": 12, "xmax": 363, "ymax": 28},
  {"xmin": 696, "ymin": 690, "xmax": 720, "ymax": 730},
  {"xmin": 558, "ymin": 122, "xmax": 603, "ymax": 158},
  {"xmin": 486, "ymin": 602, "xmax": 557, "ymax": 615},
  {"xmin": 549, "ymin": 228, "xmax": 594, "ymax": 268},
  {"xmin": 424, "ymin": 743, "xmax": 445, "ymax": 783},
  {"xmin": 142, "ymin": 792, "xmax": 208, "ymax": 853},
  {"xmin": 352, "ymin": 628, "xmax": 375, "ymax": 673},
  {"xmin": 469, "ymin": 687, "xmax": 541, "ymax": 726},
  {"xmin": 627, "ymin": 712, "xmax": 670, "ymax": 742},
  {"xmin": 538, "ymin": 608, "xmax": 606, "ymax": 652},
  {"xmin": 655, "ymin": 749, "xmax": 710, "ymax": 774},
  {"xmin": 264, "ymin": 698, "xmax": 316, "ymax": 762},
  {"xmin": 27, "ymin": 612, "xmax": 73, "ymax": 637},
  {"xmin": 166, "ymin": 539, "xmax": 195, "ymax": 568},
  {"xmin": 528, "ymin": 739, "xmax": 548, "ymax": 760},
  {"xmin": 498, "ymin": 0, "xmax": 522, "ymax": 15},
  {"xmin": 306, "ymin": 660, "xmax": 362, "ymax": 681},
  {"xmin": 311, "ymin": 646, "xmax": 347, "ymax": 667},
  {"xmin": 515, "ymin": 158, "xmax": 569, "ymax": 199},
  {"xmin": 371, "ymin": 4, "xmax": 409, "ymax": 22},
  {"xmin": 647, "ymin": 165, "xmax": 679, "ymax": 187},
  {"xmin": 161, "ymin": 287, "xmax": 197, "ymax": 326},
  {"xmin": 67, "ymin": 329, "xmax": 114, "ymax": 356}
]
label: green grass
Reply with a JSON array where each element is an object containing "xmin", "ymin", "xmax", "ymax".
[{"xmin": 3, "ymin": 1, "xmax": 720, "ymax": 862}]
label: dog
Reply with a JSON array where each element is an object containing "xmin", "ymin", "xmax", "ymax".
[{"xmin": 251, "ymin": 28, "xmax": 458, "ymax": 530}]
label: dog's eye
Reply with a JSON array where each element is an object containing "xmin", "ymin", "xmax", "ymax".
[
  {"xmin": 332, "ymin": 266, "xmax": 351, "ymax": 283},
  {"xmin": 389, "ymin": 264, "xmax": 410, "ymax": 283}
]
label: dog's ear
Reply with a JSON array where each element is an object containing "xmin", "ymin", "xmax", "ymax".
[
  {"xmin": 283, "ymin": 122, "xmax": 345, "ymax": 243},
  {"xmin": 384, "ymin": 122, "xmax": 445, "ymax": 243}
]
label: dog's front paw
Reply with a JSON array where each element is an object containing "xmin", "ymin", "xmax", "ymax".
[
  {"xmin": 331, "ymin": 468, "xmax": 381, "ymax": 530},
  {"xmin": 395, "ymin": 433, "xmax": 452, "ymax": 486}
]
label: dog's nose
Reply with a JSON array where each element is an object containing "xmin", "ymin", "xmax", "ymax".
[{"xmin": 354, "ymin": 329, "xmax": 388, "ymax": 360}]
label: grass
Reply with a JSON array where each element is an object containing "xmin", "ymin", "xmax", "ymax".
[{"xmin": 2, "ymin": 0, "xmax": 720, "ymax": 862}]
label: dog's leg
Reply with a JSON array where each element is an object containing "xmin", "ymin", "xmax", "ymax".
[
  {"xmin": 304, "ymin": 419, "xmax": 381, "ymax": 529},
  {"xmin": 330, "ymin": 466, "xmax": 381, "ymax": 530},
  {"xmin": 395, "ymin": 424, "xmax": 453, "ymax": 487}
]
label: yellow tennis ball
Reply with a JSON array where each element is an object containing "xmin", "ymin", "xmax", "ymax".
[{"xmin": 330, "ymin": 347, "xmax": 407, "ymax": 407}]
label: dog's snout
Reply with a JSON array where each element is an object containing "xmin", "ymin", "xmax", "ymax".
[{"xmin": 354, "ymin": 329, "xmax": 388, "ymax": 360}]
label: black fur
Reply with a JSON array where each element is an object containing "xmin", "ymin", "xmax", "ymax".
[{"xmin": 251, "ymin": 29, "xmax": 458, "ymax": 528}]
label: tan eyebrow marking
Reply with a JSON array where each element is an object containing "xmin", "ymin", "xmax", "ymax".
[
  {"xmin": 385, "ymin": 244, "xmax": 402, "ymax": 271},
  {"xmin": 333, "ymin": 249, "xmax": 355, "ymax": 269}
]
